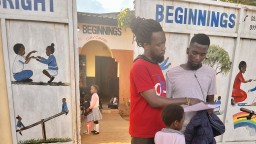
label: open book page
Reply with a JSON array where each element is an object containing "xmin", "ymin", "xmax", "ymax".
[{"xmin": 184, "ymin": 102, "xmax": 220, "ymax": 112}]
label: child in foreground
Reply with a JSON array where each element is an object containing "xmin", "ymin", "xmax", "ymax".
[{"xmin": 155, "ymin": 104, "xmax": 185, "ymax": 144}]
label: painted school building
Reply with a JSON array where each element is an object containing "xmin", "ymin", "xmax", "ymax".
[{"xmin": 77, "ymin": 12, "xmax": 134, "ymax": 116}]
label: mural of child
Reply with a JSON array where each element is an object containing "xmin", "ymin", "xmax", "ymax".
[
  {"xmin": 231, "ymin": 61, "xmax": 252, "ymax": 104},
  {"xmin": 61, "ymin": 98, "xmax": 69, "ymax": 115},
  {"xmin": 12, "ymin": 43, "xmax": 37, "ymax": 82},
  {"xmin": 214, "ymin": 96, "xmax": 223, "ymax": 115},
  {"xmin": 16, "ymin": 115, "xmax": 25, "ymax": 135},
  {"xmin": 36, "ymin": 43, "xmax": 58, "ymax": 83}
]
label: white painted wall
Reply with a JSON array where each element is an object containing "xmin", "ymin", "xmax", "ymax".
[{"xmin": 136, "ymin": 0, "xmax": 256, "ymax": 143}]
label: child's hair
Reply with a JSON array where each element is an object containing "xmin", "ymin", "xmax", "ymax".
[
  {"xmin": 62, "ymin": 98, "xmax": 66, "ymax": 101},
  {"xmin": 162, "ymin": 104, "xmax": 184, "ymax": 127},
  {"xmin": 13, "ymin": 43, "xmax": 24, "ymax": 54},
  {"xmin": 47, "ymin": 43, "xmax": 55, "ymax": 54},
  {"xmin": 92, "ymin": 85, "xmax": 99, "ymax": 92},
  {"xmin": 238, "ymin": 61, "xmax": 246, "ymax": 71},
  {"xmin": 16, "ymin": 115, "xmax": 22, "ymax": 120}
]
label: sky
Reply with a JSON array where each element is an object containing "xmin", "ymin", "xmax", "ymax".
[{"xmin": 77, "ymin": 0, "xmax": 134, "ymax": 13}]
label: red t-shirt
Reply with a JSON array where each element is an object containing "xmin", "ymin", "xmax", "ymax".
[
  {"xmin": 129, "ymin": 58, "xmax": 166, "ymax": 138},
  {"xmin": 233, "ymin": 72, "xmax": 245, "ymax": 90}
]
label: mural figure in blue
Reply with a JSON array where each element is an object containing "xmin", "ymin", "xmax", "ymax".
[
  {"xmin": 62, "ymin": 98, "xmax": 69, "ymax": 115},
  {"xmin": 214, "ymin": 96, "xmax": 223, "ymax": 115},
  {"xmin": 36, "ymin": 43, "xmax": 58, "ymax": 83},
  {"xmin": 16, "ymin": 115, "xmax": 25, "ymax": 135}
]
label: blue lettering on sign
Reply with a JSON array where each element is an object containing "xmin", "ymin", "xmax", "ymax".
[
  {"xmin": 1, "ymin": 0, "xmax": 54, "ymax": 12},
  {"xmin": 156, "ymin": 4, "xmax": 236, "ymax": 29}
]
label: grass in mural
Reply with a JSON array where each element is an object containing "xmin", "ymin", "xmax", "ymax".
[
  {"xmin": 18, "ymin": 137, "xmax": 72, "ymax": 144},
  {"xmin": 12, "ymin": 81, "xmax": 70, "ymax": 86}
]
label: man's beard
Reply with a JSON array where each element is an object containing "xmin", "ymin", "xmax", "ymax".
[
  {"xmin": 151, "ymin": 54, "xmax": 164, "ymax": 63},
  {"xmin": 188, "ymin": 63, "xmax": 202, "ymax": 70}
]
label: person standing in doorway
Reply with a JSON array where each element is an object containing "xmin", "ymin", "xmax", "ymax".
[
  {"xmin": 129, "ymin": 17, "xmax": 201, "ymax": 144},
  {"xmin": 166, "ymin": 33, "xmax": 216, "ymax": 133}
]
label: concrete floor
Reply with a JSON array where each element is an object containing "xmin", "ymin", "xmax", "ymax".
[{"xmin": 81, "ymin": 109, "xmax": 130, "ymax": 144}]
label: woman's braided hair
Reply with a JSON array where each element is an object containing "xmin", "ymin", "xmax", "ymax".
[{"xmin": 130, "ymin": 17, "xmax": 163, "ymax": 47}]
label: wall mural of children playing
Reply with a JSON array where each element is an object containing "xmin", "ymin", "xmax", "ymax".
[
  {"xmin": 36, "ymin": 43, "xmax": 58, "ymax": 83},
  {"xmin": 231, "ymin": 61, "xmax": 253, "ymax": 105},
  {"xmin": 12, "ymin": 43, "xmax": 37, "ymax": 82}
]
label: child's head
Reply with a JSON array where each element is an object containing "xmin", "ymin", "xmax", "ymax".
[
  {"xmin": 162, "ymin": 104, "xmax": 184, "ymax": 131},
  {"xmin": 46, "ymin": 43, "xmax": 55, "ymax": 56},
  {"xmin": 62, "ymin": 98, "xmax": 66, "ymax": 103},
  {"xmin": 90, "ymin": 85, "xmax": 99, "ymax": 94},
  {"xmin": 13, "ymin": 43, "xmax": 25, "ymax": 56},
  {"xmin": 16, "ymin": 115, "xmax": 22, "ymax": 121},
  {"xmin": 239, "ymin": 61, "xmax": 247, "ymax": 73},
  {"xmin": 218, "ymin": 96, "xmax": 221, "ymax": 100}
]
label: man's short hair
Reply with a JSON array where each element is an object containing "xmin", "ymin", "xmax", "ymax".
[
  {"xmin": 190, "ymin": 33, "xmax": 210, "ymax": 46},
  {"xmin": 162, "ymin": 104, "xmax": 184, "ymax": 126}
]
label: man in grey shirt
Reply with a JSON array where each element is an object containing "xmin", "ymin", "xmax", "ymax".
[{"xmin": 166, "ymin": 33, "xmax": 217, "ymax": 132}]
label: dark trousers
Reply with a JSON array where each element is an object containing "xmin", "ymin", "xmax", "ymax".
[{"xmin": 131, "ymin": 137, "xmax": 154, "ymax": 144}]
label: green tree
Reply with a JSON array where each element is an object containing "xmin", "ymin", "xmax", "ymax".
[
  {"xmin": 203, "ymin": 45, "xmax": 232, "ymax": 75},
  {"xmin": 117, "ymin": 8, "xmax": 135, "ymax": 29},
  {"xmin": 220, "ymin": 0, "xmax": 256, "ymax": 6}
]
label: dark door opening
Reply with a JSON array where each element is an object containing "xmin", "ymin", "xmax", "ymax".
[{"xmin": 95, "ymin": 56, "xmax": 119, "ymax": 103}]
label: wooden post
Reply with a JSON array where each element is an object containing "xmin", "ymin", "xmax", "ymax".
[{"xmin": 41, "ymin": 120, "xmax": 46, "ymax": 141}]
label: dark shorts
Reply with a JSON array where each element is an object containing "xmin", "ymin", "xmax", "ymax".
[{"xmin": 131, "ymin": 137, "xmax": 154, "ymax": 144}]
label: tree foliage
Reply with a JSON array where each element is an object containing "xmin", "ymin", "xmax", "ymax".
[
  {"xmin": 117, "ymin": 8, "xmax": 135, "ymax": 29},
  {"xmin": 203, "ymin": 45, "xmax": 232, "ymax": 75},
  {"xmin": 220, "ymin": 0, "xmax": 256, "ymax": 6}
]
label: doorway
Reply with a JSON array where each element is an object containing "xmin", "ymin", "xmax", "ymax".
[
  {"xmin": 95, "ymin": 56, "xmax": 119, "ymax": 102},
  {"xmin": 79, "ymin": 40, "xmax": 119, "ymax": 103}
]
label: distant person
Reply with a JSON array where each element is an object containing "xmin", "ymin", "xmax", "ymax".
[
  {"xmin": 129, "ymin": 17, "xmax": 200, "ymax": 144},
  {"xmin": 108, "ymin": 96, "xmax": 118, "ymax": 109},
  {"xmin": 12, "ymin": 43, "xmax": 37, "ymax": 82},
  {"xmin": 86, "ymin": 85, "xmax": 102, "ymax": 135},
  {"xmin": 36, "ymin": 43, "xmax": 58, "ymax": 83},
  {"xmin": 155, "ymin": 104, "xmax": 185, "ymax": 144},
  {"xmin": 232, "ymin": 61, "xmax": 252, "ymax": 104}
]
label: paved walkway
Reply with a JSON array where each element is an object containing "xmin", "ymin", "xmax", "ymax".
[{"xmin": 81, "ymin": 109, "xmax": 131, "ymax": 144}]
